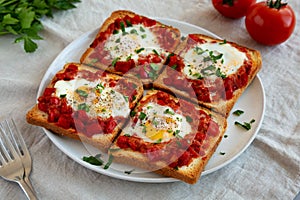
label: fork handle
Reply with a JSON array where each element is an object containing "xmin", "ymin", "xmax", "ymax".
[{"xmin": 17, "ymin": 178, "xmax": 37, "ymax": 200}]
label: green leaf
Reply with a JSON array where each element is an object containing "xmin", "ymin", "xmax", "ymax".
[
  {"xmin": 19, "ymin": 8, "xmax": 35, "ymax": 29},
  {"xmin": 233, "ymin": 110, "xmax": 244, "ymax": 116},
  {"xmin": 82, "ymin": 154, "xmax": 104, "ymax": 166},
  {"xmin": 23, "ymin": 36, "xmax": 38, "ymax": 53},
  {"xmin": 2, "ymin": 13, "xmax": 19, "ymax": 25}
]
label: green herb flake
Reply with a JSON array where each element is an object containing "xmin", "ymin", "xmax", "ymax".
[
  {"xmin": 186, "ymin": 116, "xmax": 193, "ymax": 123},
  {"xmin": 111, "ymin": 57, "xmax": 120, "ymax": 67},
  {"xmin": 125, "ymin": 20, "xmax": 132, "ymax": 27},
  {"xmin": 75, "ymin": 89, "xmax": 88, "ymax": 98},
  {"xmin": 82, "ymin": 154, "xmax": 103, "ymax": 166},
  {"xmin": 154, "ymin": 138, "xmax": 162, "ymax": 144},
  {"xmin": 78, "ymin": 103, "xmax": 90, "ymax": 112},
  {"xmin": 130, "ymin": 29, "xmax": 138, "ymax": 35},
  {"xmin": 130, "ymin": 111, "xmax": 136, "ymax": 117},
  {"xmin": 216, "ymin": 68, "xmax": 226, "ymax": 79},
  {"xmin": 113, "ymin": 29, "xmax": 119, "ymax": 34},
  {"xmin": 139, "ymin": 112, "xmax": 147, "ymax": 120},
  {"xmin": 141, "ymin": 34, "xmax": 147, "ymax": 39},
  {"xmin": 233, "ymin": 109, "xmax": 244, "ymax": 116},
  {"xmin": 164, "ymin": 108, "xmax": 174, "ymax": 115},
  {"xmin": 124, "ymin": 169, "xmax": 135, "ymax": 174},
  {"xmin": 123, "ymin": 95, "xmax": 129, "ymax": 102},
  {"xmin": 120, "ymin": 21, "xmax": 126, "ymax": 32},
  {"xmin": 104, "ymin": 155, "xmax": 114, "ymax": 170},
  {"xmin": 219, "ymin": 39, "xmax": 227, "ymax": 45},
  {"xmin": 235, "ymin": 119, "xmax": 256, "ymax": 131},
  {"xmin": 219, "ymin": 152, "xmax": 226, "ymax": 155},
  {"xmin": 135, "ymin": 47, "xmax": 145, "ymax": 54},
  {"xmin": 152, "ymin": 49, "xmax": 159, "ymax": 55},
  {"xmin": 60, "ymin": 94, "xmax": 67, "ymax": 98},
  {"xmin": 139, "ymin": 26, "xmax": 145, "ymax": 32}
]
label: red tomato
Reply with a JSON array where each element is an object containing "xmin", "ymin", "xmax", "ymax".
[
  {"xmin": 245, "ymin": 1, "xmax": 296, "ymax": 45},
  {"xmin": 212, "ymin": 0, "xmax": 256, "ymax": 19}
]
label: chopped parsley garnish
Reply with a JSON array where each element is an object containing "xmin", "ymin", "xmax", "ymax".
[
  {"xmin": 235, "ymin": 119, "xmax": 255, "ymax": 131},
  {"xmin": 219, "ymin": 39, "xmax": 227, "ymax": 45},
  {"xmin": 209, "ymin": 51, "xmax": 223, "ymax": 63},
  {"xmin": 60, "ymin": 94, "xmax": 67, "ymax": 98},
  {"xmin": 139, "ymin": 112, "xmax": 147, "ymax": 120},
  {"xmin": 154, "ymin": 138, "xmax": 162, "ymax": 144},
  {"xmin": 194, "ymin": 46, "xmax": 207, "ymax": 55},
  {"xmin": 82, "ymin": 154, "xmax": 104, "ymax": 166},
  {"xmin": 96, "ymin": 83, "xmax": 105, "ymax": 93},
  {"xmin": 111, "ymin": 57, "xmax": 120, "ymax": 67},
  {"xmin": 219, "ymin": 151, "xmax": 226, "ymax": 155},
  {"xmin": 124, "ymin": 169, "xmax": 135, "ymax": 174},
  {"xmin": 141, "ymin": 34, "xmax": 147, "ymax": 39},
  {"xmin": 186, "ymin": 116, "xmax": 193, "ymax": 123},
  {"xmin": 113, "ymin": 29, "xmax": 119, "ymax": 34},
  {"xmin": 130, "ymin": 29, "xmax": 138, "ymax": 35},
  {"xmin": 104, "ymin": 155, "xmax": 114, "ymax": 170},
  {"xmin": 123, "ymin": 95, "xmax": 129, "ymax": 102},
  {"xmin": 120, "ymin": 21, "xmax": 126, "ymax": 32},
  {"xmin": 152, "ymin": 49, "xmax": 159, "ymax": 55},
  {"xmin": 216, "ymin": 68, "xmax": 226, "ymax": 78},
  {"xmin": 173, "ymin": 130, "xmax": 182, "ymax": 138},
  {"xmin": 115, "ymin": 38, "xmax": 121, "ymax": 43},
  {"xmin": 75, "ymin": 89, "xmax": 88, "ymax": 98},
  {"xmin": 135, "ymin": 47, "xmax": 145, "ymax": 54},
  {"xmin": 171, "ymin": 65, "xmax": 178, "ymax": 70},
  {"xmin": 78, "ymin": 103, "xmax": 90, "ymax": 112},
  {"xmin": 233, "ymin": 109, "xmax": 244, "ymax": 116},
  {"xmin": 130, "ymin": 111, "xmax": 136, "ymax": 117},
  {"xmin": 164, "ymin": 108, "xmax": 174, "ymax": 115},
  {"xmin": 139, "ymin": 26, "xmax": 145, "ymax": 32},
  {"xmin": 125, "ymin": 20, "xmax": 132, "ymax": 27}
]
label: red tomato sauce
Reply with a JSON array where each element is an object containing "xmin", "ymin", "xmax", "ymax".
[
  {"xmin": 162, "ymin": 39, "xmax": 252, "ymax": 103},
  {"xmin": 38, "ymin": 64, "xmax": 135, "ymax": 137}
]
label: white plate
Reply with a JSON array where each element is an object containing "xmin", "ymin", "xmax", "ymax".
[{"xmin": 38, "ymin": 18, "xmax": 265, "ymax": 183}]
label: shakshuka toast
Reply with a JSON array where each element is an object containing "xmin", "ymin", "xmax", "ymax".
[
  {"xmin": 109, "ymin": 90, "xmax": 227, "ymax": 184},
  {"xmin": 26, "ymin": 10, "xmax": 263, "ymax": 184},
  {"xmin": 154, "ymin": 34, "xmax": 262, "ymax": 116},
  {"xmin": 80, "ymin": 10, "xmax": 181, "ymax": 88},
  {"xmin": 26, "ymin": 63, "xmax": 143, "ymax": 152}
]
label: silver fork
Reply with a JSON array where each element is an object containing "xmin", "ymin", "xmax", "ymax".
[{"xmin": 0, "ymin": 118, "xmax": 37, "ymax": 200}]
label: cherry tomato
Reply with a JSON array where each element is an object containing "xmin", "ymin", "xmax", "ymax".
[
  {"xmin": 212, "ymin": 0, "xmax": 256, "ymax": 19},
  {"xmin": 245, "ymin": 0, "xmax": 296, "ymax": 45}
]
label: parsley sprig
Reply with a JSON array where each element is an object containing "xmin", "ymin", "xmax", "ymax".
[{"xmin": 0, "ymin": 0, "xmax": 81, "ymax": 53}]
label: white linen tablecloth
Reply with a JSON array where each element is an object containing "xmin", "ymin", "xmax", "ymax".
[{"xmin": 0, "ymin": 0, "xmax": 299, "ymax": 199}]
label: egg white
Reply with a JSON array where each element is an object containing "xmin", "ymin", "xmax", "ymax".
[{"xmin": 54, "ymin": 78, "xmax": 130, "ymax": 119}]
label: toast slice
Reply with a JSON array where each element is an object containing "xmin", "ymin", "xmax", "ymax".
[
  {"xmin": 109, "ymin": 90, "xmax": 227, "ymax": 184},
  {"xmin": 26, "ymin": 63, "xmax": 143, "ymax": 152},
  {"xmin": 154, "ymin": 34, "xmax": 262, "ymax": 116},
  {"xmin": 80, "ymin": 10, "xmax": 181, "ymax": 88}
]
